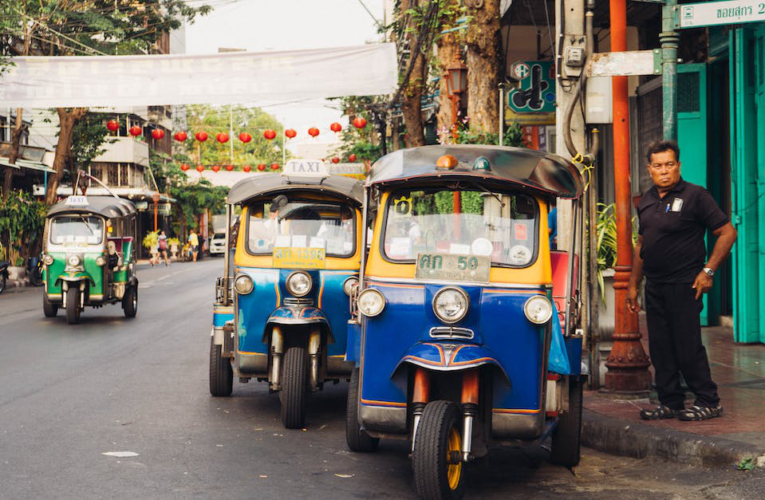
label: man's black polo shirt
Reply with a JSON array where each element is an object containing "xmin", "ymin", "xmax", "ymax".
[{"xmin": 637, "ymin": 178, "xmax": 729, "ymax": 283}]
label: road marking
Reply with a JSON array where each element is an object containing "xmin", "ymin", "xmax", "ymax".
[{"xmin": 103, "ymin": 451, "xmax": 139, "ymax": 458}]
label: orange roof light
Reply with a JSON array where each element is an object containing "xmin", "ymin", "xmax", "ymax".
[{"xmin": 436, "ymin": 154, "xmax": 459, "ymax": 170}]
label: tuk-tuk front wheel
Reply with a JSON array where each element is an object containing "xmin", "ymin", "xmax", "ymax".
[
  {"xmin": 346, "ymin": 368, "xmax": 379, "ymax": 452},
  {"xmin": 413, "ymin": 400, "xmax": 465, "ymax": 500},
  {"xmin": 550, "ymin": 377, "xmax": 584, "ymax": 467},
  {"xmin": 123, "ymin": 286, "xmax": 138, "ymax": 318},
  {"xmin": 280, "ymin": 346, "xmax": 308, "ymax": 429},
  {"xmin": 209, "ymin": 338, "xmax": 233, "ymax": 397},
  {"xmin": 66, "ymin": 287, "xmax": 81, "ymax": 325},
  {"xmin": 43, "ymin": 294, "xmax": 58, "ymax": 317}
]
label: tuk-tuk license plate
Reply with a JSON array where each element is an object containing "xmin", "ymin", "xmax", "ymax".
[
  {"xmin": 415, "ymin": 253, "xmax": 490, "ymax": 283},
  {"xmin": 272, "ymin": 247, "xmax": 326, "ymax": 269}
]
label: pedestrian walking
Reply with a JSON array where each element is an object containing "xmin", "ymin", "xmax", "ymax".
[
  {"xmin": 627, "ymin": 140, "xmax": 737, "ymax": 422},
  {"xmin": 157, "ymin": 230, "xmax": 170, "ymax": 266},
  {"xmin": 188, "ymin": 230, "xmax": 199, "ymax": 262}
]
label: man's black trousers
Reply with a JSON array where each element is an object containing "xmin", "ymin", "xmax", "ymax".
[{"xmin": 644, "ymin": 280, "xmax": 720, "ymax": 409}]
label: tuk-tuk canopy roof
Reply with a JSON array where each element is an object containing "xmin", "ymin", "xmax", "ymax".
[
  {"xmin": 368, "ymin": 145, "xmax": 584, "ymax": 199},
  {"xmin": 47, "ymin": 196, "xmax": 137, "ymax": 219},
  {"xmin": 227, "ymin": 173, "xmax": 365, "ymax": 206}
]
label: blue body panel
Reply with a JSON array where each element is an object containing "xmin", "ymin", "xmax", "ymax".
[
  {"xmin": 360, "ymin": 281, "xmax": 547, "ymax": 412},
  {"xmin": 235, "ymin": 266, "xmax": 355, "ymax": 358},
  {"xmin": 213, "ymin": 305, "xmax": 234, "ymax": 328},
  {"xmin": 564, "ymin": 336, "xmax": 582, "ymax": 376}
]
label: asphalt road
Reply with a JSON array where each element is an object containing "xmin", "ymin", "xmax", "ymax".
[{"xmin": 0, "ymin": 259, "xmax": 762, "ymax": 499}]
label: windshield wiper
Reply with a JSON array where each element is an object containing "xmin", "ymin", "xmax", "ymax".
[{"xmin": 79, "ymin": 216, "xmax": 95, "ymax": 235}]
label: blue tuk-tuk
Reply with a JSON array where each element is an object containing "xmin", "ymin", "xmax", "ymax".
[
  {"xmin": 346, "ymin": 146, "xmax": 585, "ymax": 499},
  {"xmin": 210, "ymin": 160, "xmax": 365, "ymax": 429}
]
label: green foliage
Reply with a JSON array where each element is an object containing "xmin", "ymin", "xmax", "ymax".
[
  {"xmin": 142, "ymin": 230, "xmax": 159, "ymax": 250},
  {"xmin": 596, "ymin": 203, "xmax": 639, "ymax": 302},
  {"xmin": 446, "ymin": 119, "xmax": 526, "ymax": 147},
  {"xmin": 71, "ymin": 113, "xmax": 116, "ymax": 170},
  {"xmin": 735, "ymin": 457, "xmax": 755, "ymax": 471},
  {"xmin": 167, "ymin": 178, "xmax": 227, "ymax": 232},
  {"xmin": 0, "ymin": 190, "xmax": 47, "ymax": 265}
]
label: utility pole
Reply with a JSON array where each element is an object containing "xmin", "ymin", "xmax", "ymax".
[{"xmin": 661, "ymin": 0, "xmax": 679, "ymax": 141}]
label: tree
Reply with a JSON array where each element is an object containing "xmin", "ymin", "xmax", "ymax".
[
  {"xmin": 465, "ymin": 0, "xmax": 501, "ymax": 134},
  {"xmin": 435, "ymin": 0, "xmax": 462, "ymax": 139}
]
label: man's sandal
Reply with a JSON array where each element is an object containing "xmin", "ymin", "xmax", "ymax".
[
  {"xmin": 677, "ymin": 405, "xmax": 723, "ymax": 421},
  {"xmin": 639, "ymin": 405, "xmax": 679, "ymax": 420}
]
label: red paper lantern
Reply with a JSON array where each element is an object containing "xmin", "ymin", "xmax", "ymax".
[
  {"xmin": 174, "ymin": 131, "xmax": 188, "ymax": 142},
  {"xmin": 196, "ymin": 165, "xmax": 205, "ymax": 172},
  {"xmin": 106, "ymin": 120, "xmax": 119, "ymax": 132},
  {"xmin": 239, "ymin": 132, "xmax": 252, "ymax": 143},
  {"xmin": 284, "ymin": 129, "xmax": 297, "ymax": 139},
  {"xmin": 263, "ymin": 129, "xmax": 277, "ymax": 140},
  {"xmin": 257, "ymin": 163, "xmax": 266, "ymax": 171},
  {"xmin": 331, "ymin": 157, "xmax": 340, "ymax": 164},
  {"xmin": 151, "ymin": 129, "xmax": 165, "ymax": 140},
  {"xmin": 330, "ymin": 122, "xmax": 342, "ymax": 133},
  {"xmin": 353, "ymin": 117, "xmax": 367, "ymax": 129},
  {"xmin": 216, "ymin": 132, "xmax": 229, "ymax": 144},
  {"xmin": 212, "ymin": 165, "xmax": 221, "ymax": 172},
  {"xmin": 225, "ymin": 164, "xmax": 234, "ymax": 171},
  {"xmin": 180, "ymin": 163, "xmax": 190, "ymax": 171},
  {"xmin": 308, "ymin": 127, "xmax": 320, "ymax": 137},
  {"xmin": 195, "ymin": 131, "xmax": 208, "ymax": 142},
  {"xmin": 243, "ymin": 165, "xmax": 252, "ymax": 173},
  {"xmin": 271, "ymin": 163, "xmax": 280, "ymax": 170},
  {"xmin": 348, "ymin": 154, "xmax": 357, "ymax": 162},
  {"xmin": 129, "ymin": 125, "xmax": 142, "ymax": 137}
]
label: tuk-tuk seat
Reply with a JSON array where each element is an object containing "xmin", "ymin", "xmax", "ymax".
[
  {"xmin": 108, "ymin": 237, "xmax": 134, "ymax": 263},
  {"xmin": 550, "ymin": 250, "xmax": 578, "ymax": 330}
]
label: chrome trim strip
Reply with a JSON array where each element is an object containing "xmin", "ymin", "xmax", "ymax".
[{"xmin": 429, "ymin": 326, "xmax": 475, "ymax": 340}]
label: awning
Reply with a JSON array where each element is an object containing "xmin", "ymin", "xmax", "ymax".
[{"xmin": 0, "ymin": 157, "xmax": 54, "ymax": 173}]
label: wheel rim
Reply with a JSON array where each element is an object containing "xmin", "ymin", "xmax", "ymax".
[{"xmin": 446, "ymin": 426, "xmax": 462, "ymax": 490}]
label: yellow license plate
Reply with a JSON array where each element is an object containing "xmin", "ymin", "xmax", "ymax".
[{"xmin": 272, "ymin": 247, "xmax": 326, "ymax": 269}]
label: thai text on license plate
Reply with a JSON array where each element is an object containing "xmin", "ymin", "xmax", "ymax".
[{"xmin": 414, "ymin": 253, "xmax": 490, "ymax": 283}]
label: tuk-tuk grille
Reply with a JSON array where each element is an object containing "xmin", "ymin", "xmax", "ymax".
[
  {"xmin": 429, "ymin": 327, "xmax": 474, "ymax": 340},
  {"xmin": 284, "ymin": 297, "xmax": 314, "ymax": 307}
]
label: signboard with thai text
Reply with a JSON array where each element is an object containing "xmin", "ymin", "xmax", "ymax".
[{"xmin": 679, "ymin": 1, "xmax": 765, "ymax": 28}]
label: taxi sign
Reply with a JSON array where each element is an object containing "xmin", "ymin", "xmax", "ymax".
[
  {"xmin": 272, "ymin": 247, "xmax": 326, "ymax": 269},
  {"xmin": 65, "ymin": 196, "xmax": 89, "ymax": 206},
  {"xmin": 282, "ymin": 160, "xmax": 328, "ymax": 178}
]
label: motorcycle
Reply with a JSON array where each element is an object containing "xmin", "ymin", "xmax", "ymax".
[{"xmin": 0, "ymin": 260, "xmax": 8, "ymax": 294}]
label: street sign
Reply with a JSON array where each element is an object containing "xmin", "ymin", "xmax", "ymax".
[
  {"xmin": 505, "ymin": 61, "xmax": 556, "ymax": 126},
  {"xmin": 679, "ymin": 0, "xmax": 765, "ymax": 29},
  {"xmin": 586, "ymin": 50, "xmax": 662, "ymax": 77}
]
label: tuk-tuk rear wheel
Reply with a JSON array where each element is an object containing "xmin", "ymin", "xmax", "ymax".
[
  {"xmin": 280, "ymin": 346, "xmax": 308, "ymax": 429},
  {"xmin": 346, "ymin": 368, "xmax": 379, "ymax": 452},
  {"xmin": 66, "ymin": 287, "xmax": 81, "ymax": 325},
  {"xmin": 413, "ymin": 400, "xmax": 465, "ymax": 500},
  {"xmin": 43, "ymin": 294, "xmax": 58, "ymax": 317},
  {"xmin": 550, "ymin": 377, "xmax": 584, "ymax": 467},
  {"xmin": 209, "ymin": 338, "xmax": 233, "ymax": 397}
]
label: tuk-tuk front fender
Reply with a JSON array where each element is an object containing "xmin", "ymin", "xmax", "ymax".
[
  {"xmin": 265, "ymin": 306, "xmax": 334, "ymax": 343},
  {"xmin": 394, "ymin": 342, "xmax": 510, "ymax": 385},
  {"xmin": 55, "ymin": 273, "xmax": 95, "ymax": 288}
]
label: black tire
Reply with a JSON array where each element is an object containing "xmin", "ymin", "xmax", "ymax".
[
  {"xmin": 30, "ymin": 266, "xmax": 43, "ymax": 287},
  {"xmin": 280, "ymin": 346, "xmax": 308, "ymax": 429},
  {"xmin": 0, "ymin": 274, "xmax": 6, "ymax": 294},
  {"xmin": 209, "ymin": 338, "xmax": 233, "ymax": 397},
  {"xmin": 66, "ymin": 287, "xmax": 80, "ymax": 325},
  {"xmin": 413, "ymin": 400, "xmax": 465, "ymax": 500},
  {"xmin": 43, "ymin": 294, "xmax": 58, "ymax": 318},
  {"xmin": 550, "ymin": 377, "xmax": 584, "ymax": 467},
  {"xmin": 346, "ymin": 368, "xmax": 379, "ymax": 452},
  {"xmin": 123, "ymin": 285, "xmax": 138, "ymax": 318}
]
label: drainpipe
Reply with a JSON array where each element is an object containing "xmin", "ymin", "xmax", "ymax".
[
  {"xmin": 661, "ymin": 0, "xmax": 679, "ymax": 141},
  {"xmin": 604, "ymin": 0, "xmax": 651, "ymax": 393}
]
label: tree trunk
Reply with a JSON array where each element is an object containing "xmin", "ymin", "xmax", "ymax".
[
  {"xmin": 46, "ymin": 107, "xmax": 88, "ymax": 205},
  {"xmin": 3, "ymin": 108, "xmax": 27, "ymax": 200},
  {"xmin": 466, "ymin": 0, "xmax": 501, "ymax": 134},
  {"xmin": 436, "ymin": 0, "xmax": 461, "ymax": 142},
  {"xmin": 400, "ymin": 0, "xmax": 427, "ymax": 148}
]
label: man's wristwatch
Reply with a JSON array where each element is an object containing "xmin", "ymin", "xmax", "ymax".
[{"xmin": 703, "ymin": 267, "xmax": 715, "ymax": 277}]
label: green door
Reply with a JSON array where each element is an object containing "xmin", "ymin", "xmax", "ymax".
[
  {"xmin": 731, "ymin": 27, "xmax": 765, "ymax": 343},
  {"xmin": 677, "ymin": 63, "xmax": 711, "ymax": 326}
]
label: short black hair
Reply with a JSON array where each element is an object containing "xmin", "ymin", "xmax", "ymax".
[{"xmin": 646, "ymin": 140, "xmax": 680, "ymax": 163}]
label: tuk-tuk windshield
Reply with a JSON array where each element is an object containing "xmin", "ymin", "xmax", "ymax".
[
  {"xmin": 50, "ymin": 216, "xmax": 105, "ymax": 245},
  {"xmin": 383, "ymin": 188, "xmax": 538, "ymax": 267},
  {"xmin": 246, "ymin": 198, "xmax": 356, "ymax": 257}
]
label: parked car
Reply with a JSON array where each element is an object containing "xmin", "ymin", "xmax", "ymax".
[{"xmin": 209, "ymin": 232, "xmax": 226, "ymax": 256}]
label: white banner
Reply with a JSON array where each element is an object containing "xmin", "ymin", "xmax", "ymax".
[{"xmin": 0, "ymin": 44, "xmax": 397, "ymax": 108}]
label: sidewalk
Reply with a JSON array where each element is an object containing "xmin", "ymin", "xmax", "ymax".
[{"xmin": 583, "ymin": 316, "xmax": 765, "ymax": 468}]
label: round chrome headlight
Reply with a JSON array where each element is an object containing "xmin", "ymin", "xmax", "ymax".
[
  {"xmin": 43, "ymin": 254, "xmax": 54, "ymax": 266},
  {"xmin": 286, "ymin": 271, "xmax": 312, "ymax": 297},
  {"xmin": 234, "ymin": 274, "xmax": 254, "ymax": 295},
  {"xmin": 95, "ymin": 255, "xmax": 106, "ymax": 267},
  {"xmin": 67, "ymin": 255, "xmax": 82, "ymax": 267},
  {"xmin": 524, "ymin": 295, "xmax": 553, "ymax": 324},
  {"xmin": 343, "ymin": 276, "xmax": 359, "ymax": 296},
  {"xmin": 433, "ymin": 287, "xmax": 469, "ymax": 324},
  {"xmin": 357, "ymin": 288, "xmax": 385, "ymax": 317}
]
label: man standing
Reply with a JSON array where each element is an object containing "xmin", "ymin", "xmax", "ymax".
[{"xmin": 627, "ymin": 141, "xmax": 737, "ymax": 422}]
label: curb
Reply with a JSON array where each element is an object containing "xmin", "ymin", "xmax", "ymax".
[{"xmin": 582, "ymin": 409, "xmax": 763, "ymax": 468}]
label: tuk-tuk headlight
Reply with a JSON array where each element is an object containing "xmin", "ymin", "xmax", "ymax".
[
  {"xmin": 524, "ymin": 295, "xmax": 553, "ymax": 324},
  {"xmin": 357, "ymin": 288, "xmax": 385, "ymax": 317},
  {"xmin": 286, "ymin": 271, "xmax": 312, "ymax": 297},
  {"xmin": 433, "ymin": 287, "xmax": 469, "ymax": 324},
  {"xmin": 43, "ymin": 254, "xmax": 54, "ymax": 266},
  {"xmin": 95, "ymin": 255, "xmax": 106, "ymax": 267},
  {"xmin": 343, "ymin": 277, "xmax": 359, "ymax": 296},
  {"xmin": 67, "ymin": 255, "xmax": 82, "ymax": 267},
  {"xmin": 234, "ymin": 274, "xmax": 254, "ymax": 295}
]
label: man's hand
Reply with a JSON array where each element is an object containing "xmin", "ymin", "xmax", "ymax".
[
  {"xmin": 692, "ymin": 271, "xmax": 713, "ymax": 300},
  {"xmin": 627, "ymin": 284, "xmax": 641, "ymax": 313}
]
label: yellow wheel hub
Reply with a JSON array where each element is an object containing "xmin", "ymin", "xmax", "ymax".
[{"xmin": 446, "ymin": 427, "xmax": 462, "ymax": 490}]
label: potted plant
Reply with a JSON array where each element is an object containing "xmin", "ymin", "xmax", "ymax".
[
  {"xmin": 142, "ymin": 230, "xmax": 159, "ymax": 260},
  {"xmin": 167, "ymin": 237, "xmax": 180, "ymax": 260}
]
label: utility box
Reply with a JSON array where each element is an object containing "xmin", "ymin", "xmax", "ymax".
[{"xmin": 585, "ymin": 77, "xmax": 613, "ymax": 124}]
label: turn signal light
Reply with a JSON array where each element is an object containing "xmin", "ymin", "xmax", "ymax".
[{"xmin": 435, "ymin": 154, "xmax": 458, "ymax": 170}]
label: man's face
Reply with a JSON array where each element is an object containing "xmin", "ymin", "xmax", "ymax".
[{"xmin": 647, "ymin": 149, "xmax": 681, "ymax": 190}]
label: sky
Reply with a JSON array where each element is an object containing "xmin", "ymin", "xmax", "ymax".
[{"xmin": 183, "ymin": 0, "xmax": 387, "ymax": 155}]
